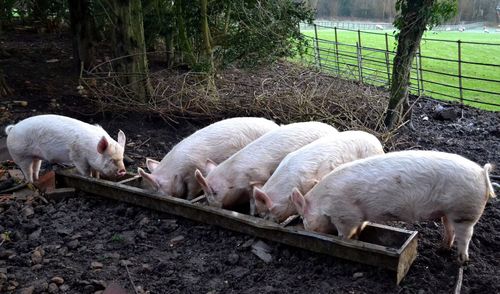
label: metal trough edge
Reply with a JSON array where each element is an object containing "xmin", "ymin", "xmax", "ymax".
[{"xmin": 54, "ymin": 170, "xmax": 418, "ymax": 284}]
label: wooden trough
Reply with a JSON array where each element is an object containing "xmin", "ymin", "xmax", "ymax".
[{"xmin": 54, "ymin": 169, "xmax": 418, "ymax": 284}]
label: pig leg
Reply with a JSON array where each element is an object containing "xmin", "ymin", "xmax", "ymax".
[
  {"xmin": 90, "ymin": 169, "xmax": 100, "ymax": 179},
  {"xmin": 69, "ymin": 147, "xmax": 92, "ymax": 177},
  {"xmin": 453, "ymin": 221, "xmax": 475, "ymax": 264},
  {"xmin": 441, "ymin": 215, "xmax": 455, "ymax": 249},
  {"xmin": 73, "ymin": 161, "xmax": 91, "ymax": 177},
  {"xmin": 32, "ymin": 159, "xmax": 42, "ymax": 181},
  {"xmin": 16, "ymin": 158, "xmax": 34, "ymax": 183},
  {"xmin": 352, "ymin": 221, "xmax": 369, "ymax": 239}
]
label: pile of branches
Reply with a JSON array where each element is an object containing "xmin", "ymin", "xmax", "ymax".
[{"xmin": 81, "ymin": 59, "xmax": 404, "ymax": 148}]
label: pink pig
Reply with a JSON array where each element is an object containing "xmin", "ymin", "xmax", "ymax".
[
  {"xmin": 5, "ymin": 114, "xmax": 127, "ymax": 182},
  {"xmin": 196, "ymin": 121, "xmax": 338, "ymax": 209},
  {"xmin": 138, "ymin": 117, "xmax": 279, "ymax": 199},
  {"xmin": 253, "ymin": 131, "xmax": 384, "ymax": 222},
  {"xmin": 291, "ymin": 150, "xmax": 495, "ymax": 263}
]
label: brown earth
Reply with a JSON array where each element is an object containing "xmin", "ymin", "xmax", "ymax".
[{"xmin": 0, "ymin": 31, "xmax": 499, "ymax": 294}]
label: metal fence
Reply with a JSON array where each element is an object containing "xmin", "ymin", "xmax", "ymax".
[
  {"xmin": 299, "ymin": 24, "xmax": 500, "ymax": 110},
  {"xmin": 300, "ymin": 21, "xmax": 486, "ymax": 32}
]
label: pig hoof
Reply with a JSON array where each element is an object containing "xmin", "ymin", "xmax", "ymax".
[
  {"xmin": 457, "ymin": 253, "xmax": 469, "ymax": 265},
  {"xmin": 440, "ymin": 241, "xmax": 453, "ymax": 250},
  {"xmin": 437, "ymin": 246, "xmax": 452, "ymax": 253}
]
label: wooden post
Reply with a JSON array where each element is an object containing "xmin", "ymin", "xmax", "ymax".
[
  {"xmin": 418, "ymin": 45, "xmax": 424, "ymax": 93},
  {"xmin": 415, "ymin": 50, "xmax": 421, "ymax": 96},
  {"xmin": 457, "ymin": 40, "xmax": 463, "ymax": 106},
  {"xmin": 358, "ymin": 30, "xmax": 363, "ymax": 82},
  {"xmin": 385, "ymin": 33, "xmax": 391, "ymax": 87},
  {"xmin": 334, "ymin": 27, "xmax": 340, "ymax": 75},
  {"xmin": 357, "ymin": 42, "xmax": 363, "ymax": 82},
  {"xmin": 314, "ymin": 24, "xmax": 322, "ymax": 69}
]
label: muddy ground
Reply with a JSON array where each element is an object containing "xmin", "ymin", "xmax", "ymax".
[{"xmin": 1, "ymin": 32, "xmax": 499, "ymax": 294}]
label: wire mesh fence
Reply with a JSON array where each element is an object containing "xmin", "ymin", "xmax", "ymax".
[{"xmin": 299, "ymin": 24, "xmax": 500, "ymax": 111}]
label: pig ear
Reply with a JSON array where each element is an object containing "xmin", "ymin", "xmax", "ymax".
[
  {"xmin": 146, "ymin": 158, "xmax": 160, "ymax": 172},
  {"xmin": 117, "ymin": 130, "xmax": 126, "ymax": 147},
  {"xmin": 195, "ymin": 169, "xmax": 209, "ymax": 192},
  {"xmin": 253, "ymin": 187, "xmax": 273, "ymax": 210},
  {"xmin": 249, "ymin": 180, "xmax": 264, "ymax": 189},
  {"xmin": 138, "ymin": 167, "xmax": 160, "ymax": 191},
  {"xmin": 97, "ymin": 136, "xmax": 109, "ymax": 154},
  {"xmin": 205, "ymin": 159, "xmax": 217, "ymax": 174},
  {"xmin": 291, "ymin": 187, "xmax": 306, "ymax": 215},
  {"xmin": 304, "ymin": 178, "xmax": 320, "ymax": 190}
]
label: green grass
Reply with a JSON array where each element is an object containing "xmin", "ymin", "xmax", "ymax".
[{"xmin": 299, "ymin": 28, "xmax": 500, "ymax": 111}]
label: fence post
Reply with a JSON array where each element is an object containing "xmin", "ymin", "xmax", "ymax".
[
  {"xmin": 418, "ymin": 45, "xmax": 424, "ymax": 93},
  {"xmin": 385, "ymin": 33, "xmax": 391, "ymax": 87},
  {"xmin": 313, "ymin": 24, "xmax": 322, "ymax": 70},
  {"xmin": 415, "ymin": 51, "xmax": 421, "ymax": 96},
  {"xmin": 457, "ymin": 40, "xmax": 463, "ymax": 106},
  {"xmin": 356, "ymin": 42, "xmax": 363, "ymax": 83},
  {"xmin": 357, "ymin": 30, "xmax": 363, "ymax": 83},
  {"xmin": 334, "ymin": 27, "xmax": 340, "ymax": 76}
]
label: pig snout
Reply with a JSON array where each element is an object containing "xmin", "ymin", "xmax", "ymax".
[
  {"xmin": 117, "ymin": 169, "xmax": 126, "ymax": 177},
  {"xmin": 207, "ymin": 196, "xmax": 223, "ymax": 208}
]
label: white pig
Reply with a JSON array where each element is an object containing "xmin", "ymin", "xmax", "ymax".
[
  {"xmin": 291, "ymin": 150, "xmax": 495, "ymax": 263},
  {"xmin": 5, "ymin": 114, "xmax": 127, "ymax": 182},
  {"xmin": 195, "ymin": 121, "xmax": 338, "ymax": 208},
  {"xmin": 253, "ymin": 131, "xmax": 384, "ymax": 222},
  {"xmin": 138, "ymin": 117, "xmax": 279, "ymax": 199}
]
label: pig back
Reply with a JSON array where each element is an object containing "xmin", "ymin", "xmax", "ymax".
[
  {"xmin": 225, "ymin": 121, "xmax": 338, "ymax": 170},
  {"xmin": 6, "ymin": 115, "xmax": 108, "ymax": 163},
  {"xmin": 315, "ymin": 150, "xmax": 487, "ymax": 222}
]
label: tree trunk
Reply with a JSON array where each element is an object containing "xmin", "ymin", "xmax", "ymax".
[
  {"xmin": 0, "ymin": 0, "xmax": 4, "ymax": 33},
  {"xmin": 110, "ymin": 0, "xmax": 151, "ymax": 102},
  {"xmin": 200, "ymin": 0, "xmax": 214, "ymax": 72},
  {"xmin": 384, "ymin": 0, "xmax": 432, "ymax": 129},
  {"xmin": 68, "ymin": 0, "xmax": 96, "ymax": 71},
  {"xmin": 32, "ymin": 0, "xmax": 50, "ymax": 23},
  {"xmin": 0, "ymin": 68, "xmax": 13, "ymax": 97},
  {"xmin": 164, "ymin": 30, "xmax": 175, "ymax": 68},
  {"xmin": 175, "ymin": 0, "xmax": 196, "ymax": 67}
]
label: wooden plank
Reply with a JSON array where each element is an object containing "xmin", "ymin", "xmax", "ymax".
[{"xmin": 55, "ymin": 169, "xmax": 418, "ymax": 284}]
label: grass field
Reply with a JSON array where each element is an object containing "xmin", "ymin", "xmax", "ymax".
[{"xmin": 299, "ymin": 28, "xmax": 500, "ymax": 111}]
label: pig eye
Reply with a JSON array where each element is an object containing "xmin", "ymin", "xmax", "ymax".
[{"xmin": 228, "ymin": 186, "xmax": 234, "ymax": 190}]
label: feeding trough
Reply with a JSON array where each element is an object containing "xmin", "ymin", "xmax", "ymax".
[{"xmin": 54, "ymin": 169, "xmax": 418, "ymax": 284}]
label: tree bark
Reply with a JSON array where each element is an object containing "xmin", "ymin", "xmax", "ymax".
[
  {"xmin": 0, "ymin": 0, "xmax": 4, "ymax": 33},
  {"xmin": 384, "ymin": 0, "xmax": 432, "ymax": 129},
  {"xmin": 31, "ymin": 0, "xmax": 50, "ymax": 23},
  {"xmin": 164, "ymin": 30, "xmax": 175, "ymax": 68},
  {"xmin": 200, "ymin": 0, "xmax": 214, "ymax": 72},
  {"xmin": 110, "ymin": 0, "xmax": 151, "ymax": 102},
  {"xmin": 68, "ymin": 0, "xmax": 96, "ymax": 71},
  {"xmin": 175, "ymin": 0, "xmax": 196, "ymax": 67}
]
